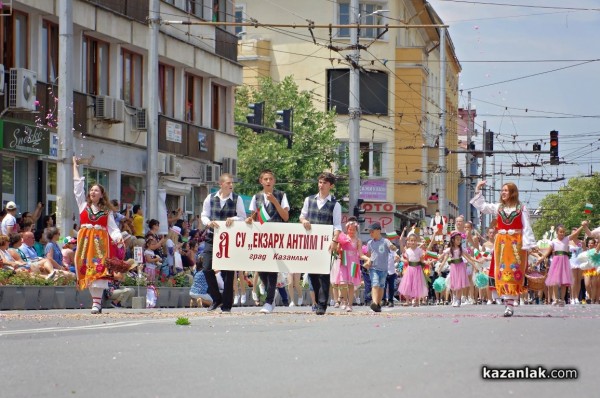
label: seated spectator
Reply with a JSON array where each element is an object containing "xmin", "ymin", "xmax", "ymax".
[
  {"xmin": 7, "ymin": 233, "xmax": 56, "ymax": 277},
  {"xmin": 189, "ymin": 263, "xmax": 212, "ymax": 307},
  {"xmin": 105, "ymin": 265, "xmax": 136, "ymax": 308},
  {"xmin": 34, "ymin": 229, "xmax": 46, "ymax": 258},
  {"xmin": 45, "ymin": 227, "xmax": 67, "ymax": 271},
  {"xmin": 61, "ymin": 237, "xmax": 77, "ymax": 273},
  {"xmin": 0, "ymin": 234, "xmax": 28, "ymax": 272}
]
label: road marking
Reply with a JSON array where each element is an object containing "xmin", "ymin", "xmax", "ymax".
[{"xmin": 0, "ymin": 318, "xmax": 174, "ymax": 336}]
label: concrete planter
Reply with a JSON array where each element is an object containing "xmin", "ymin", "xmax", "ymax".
[
  {"xmin": 53, "ymin": 286, "xmax": 79, "ymax": 309},
  {"xmin": 37, "ymin": 286, "xmax": 56, "ymax": 310}
]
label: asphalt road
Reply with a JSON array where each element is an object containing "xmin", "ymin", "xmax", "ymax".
[{"xmin": 1, "ymin": 303, "xmax": 597, "ymax": 398}]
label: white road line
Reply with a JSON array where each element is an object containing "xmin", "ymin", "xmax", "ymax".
[{"xmin": 0, "ymin": 318, "xmax": 174, "ymax": 336}]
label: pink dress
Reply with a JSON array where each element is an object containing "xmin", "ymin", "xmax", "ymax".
[
  {"xmin": 330, "ymin": 237, "xmax": 362, "ymax": 286},
  {"xmin": 398, "ymin": 247, "xmax": 428, "ymax": 299},
  {"xmin": 444, "ymin": 247, "xmax": 470, "ymax": 290},
  {"xmin": 545, "ymin": 237, "xmax": 573, "ymax": 287}
]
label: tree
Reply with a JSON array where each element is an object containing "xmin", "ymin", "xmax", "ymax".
[
  {"xmin": 533, "ymin": 174, "xmax": 600, "ymax": 238},
  {"xmin": 234, "ymin": 76, "xmax": 346, "ymax": 220}
]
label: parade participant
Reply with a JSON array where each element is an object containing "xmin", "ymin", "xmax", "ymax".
[
  {"xmin": 245, "ymin": 169, "xmax": 290, "ymax": 314},
  {"xmin": 331, "ymin": 220, "xmax": 363, "ymax": 312},
  {"xmin": 537, "ymin": 224, "xmax": 585, "ymax": 306},
  {"xmin": 397, "ymin": 232, "xmax": 429, "ymax": 307},
  {"xmin": 569, "ymin": 226, "xmax": 585, "ymax": 304},
  {"xmin": 73, "ymin": 156, "xmax": 123, "ymax": 314},
  {"xmin": 299, "ymin": 172, "xmax": 342, "ymax": 315},
  {"xmin": 201, "ymin": 173, "xmax": 246, "ymax": 312},
  {"xmin": 438, "ymin": 231, "xmax": 480, "ymax": 307},
  {"xmin": 470, "ymin": 180, "xmax": 536, "ymax": 317}
]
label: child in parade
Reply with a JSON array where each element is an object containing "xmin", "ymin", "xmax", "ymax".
[
  {"xmin": 536, "ymin": 223, "xmax": 585, "ymax": 306},
  {"xmin": 397, "ymin": 231, "xmax": 431, "ymax": 307},
  {"xmin": 331, "ymin": 220, "xmax": 363, "ymax": 312},
  {"xmin": 438, "ymin": 231, "xmax": 481, "ymax": 307},
  {"xmin": 363, "ymin": 222, "xmax": 395, "ymax": 311}
]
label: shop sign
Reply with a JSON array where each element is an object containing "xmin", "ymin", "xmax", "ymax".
[{"xmin": 0, "ymin": 120, "xmax": 51, "ymax": 155}]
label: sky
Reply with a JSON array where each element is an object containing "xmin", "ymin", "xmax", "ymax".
[{"xmin": 427, "ymin": 0, "xmax": 600, "ymax": 210}]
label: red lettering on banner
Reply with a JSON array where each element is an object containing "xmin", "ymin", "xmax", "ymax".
[{"xmin": 215, "ymin": 232, "xmax": 230, "ymax": 259}]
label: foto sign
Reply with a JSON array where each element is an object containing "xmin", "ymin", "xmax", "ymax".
[{"xmin": 212, "ymin": 221, "xmax": 334, "ymax": 274}]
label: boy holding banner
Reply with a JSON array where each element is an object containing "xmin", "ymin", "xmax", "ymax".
[
  {"xmin": 201, "ymin": 173, "xmax": 247, "ymax": 312},
  {"xmin": 246, "ymin": 169, "xmax": 290, "ymax": 313},
  {"xmin": 299, "ymin": 172, "xmax": 342, "ymax": 315}
]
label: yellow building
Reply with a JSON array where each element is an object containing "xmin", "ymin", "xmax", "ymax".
[{"xmin": 237, "ymin": 0, "xmax": 460, "ymax": 229}]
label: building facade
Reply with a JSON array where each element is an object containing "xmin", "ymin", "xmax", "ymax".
[
  {"xmin": 0, "ymin": 0, "xmax": 241, "ymax": 227},
  {"xmin": 237, "ymin": 0, "xmax": 460, "ymax": 233}
]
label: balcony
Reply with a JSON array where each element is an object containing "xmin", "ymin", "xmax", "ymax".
[{"xmin": 215, "ymin": 27, "xmax": 238, "ymax": 63}]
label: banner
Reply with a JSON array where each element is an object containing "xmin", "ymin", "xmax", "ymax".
[{"xmin": 211, "ymin": 221, "xmax": 335, "ymax": 274}]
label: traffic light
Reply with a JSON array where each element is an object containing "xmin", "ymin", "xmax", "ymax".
[
  {"xmin": 353, "ymin": 198, "xmax": 365, "ymax": 224},
  {"xmin": 550, "ymin": 130, "xmax": 559, "ymax": 165},
  {"xmin": 485, "ymin": 130, "xmax": 494, "ymax": 156},
  {"xmin": 276, "ymin": 108, "xmax": 293, "ymax": 148},
  {"xmin": 246, "ymin": 101, "xmax": 264, "ymax": 133}
]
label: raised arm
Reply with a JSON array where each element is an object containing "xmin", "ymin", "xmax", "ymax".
[{"xmin": 470, "ymin": 180, "xmax": 499, "ymax": 215}]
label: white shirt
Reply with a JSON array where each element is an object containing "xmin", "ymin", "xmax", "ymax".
[
  {"xmin": 73, "ymin": 177, "xmax": 122, "ymax": 242},
  {"xmin": 248, "ymin": 192, "xmax": 290, "ymax": 213},
  {"xmin": 469, "ymin": 192, "xmax": 536, "ymax": 250},
  {"xmin": 201, "ymin": 191, "xmax": 247, "ymax": 227},
  {"xmin": 1, "ymin": 213, "xmax": 16, "ymax": 235},
  {"xmin": 299, "ymin": 194, "xmax": 342, "ymax": 232}
]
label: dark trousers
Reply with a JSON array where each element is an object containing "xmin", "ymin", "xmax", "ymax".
[
  {"xmin": 202, "ymin": 244, "xmax": 234, "ymax": 310},
  {"xmin": 361, "ymin": 266, "xmax": 372, "ymax": 303},
  {"xmin": 277, "ymin": 286, "xmax": 289, "ymax": 306},
  {"xmin": 308, "ymin": 273, "xmax": 330, "ymax": 311},
  {"xmin": 258, "ymin": 271, "xmax": 278, "ymax": 305},
  {"xmin": 383, "ymin": 273, "xmax": 397, "ymax": 301}
]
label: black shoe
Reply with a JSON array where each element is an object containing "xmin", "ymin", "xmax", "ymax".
[
  {"xmin": 370, "ymin": 302, "xmax": 379, "ymax": 312},
  {"xmin": 315, "ymin": 307, "xmax": 326, "ymax": 315},
  {"xmin": 381, "ymin": 300, "xmax": 388, "ymax": 306},
  {"xmin": 207, "ymin": 300, "xmax": 223, "ymax": 312},
  {"xmin": 375, "ymin": 304, "xmax": 382, "ymax": 312},
  {"xmin": 220, "ymin": 307, "xmax": 231, "ymax": 313},
  {"xmin": 387, "ymin": 301, "xmax": 394, "ymax": 308}
]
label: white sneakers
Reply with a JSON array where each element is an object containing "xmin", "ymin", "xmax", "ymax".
[
  {"xmin": 260, "ymin": 303, "xmax": 273, "ymax": 313},
  {"xmin": 452, "ymin": 297, "xmax": 461, "ymax": 307},
  {"xmin": 91, "ymin": 304, "xmax": 102, "ymax": 314},
  {"xmin": 240, "ymin": 294, "xmax": 247, "ymax": 305},
  {"xmin": 297, "ymin": 297, "xmax": 303, "ymax": 306},
  {"xmin": 233, "ymin": 295, "xmax": 240, "ymax": 306},
  {"xmin": 289, "ymin": 302, "xmax": 295, "ymax": 307}
]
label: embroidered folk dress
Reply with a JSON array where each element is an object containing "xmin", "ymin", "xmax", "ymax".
[
  {"xmin": 74, "ymin": 178, "xmax": 122, "ymax": 290},
  {"xmin": 470, "ymin": 192, "xmax": 535, "ymax": 299}
]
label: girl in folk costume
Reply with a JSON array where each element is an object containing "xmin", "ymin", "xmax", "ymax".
[
  {"xmin": 568, "ymin": 225, "xmax": 585, "ymax": 304},
  {"xmin": 73, "ymin": 157, "xmax": 123, "ymax": 314},
  {"xmin": 437, "ymin": 231, "xmax": 480, "ymax": 307},
  {"xmin": 398, "ymin": 232, "xmax": 432, "ymax": 306},
  {"xmin": 582, "ymin": 236, "xmax": 599, "ymax": 304},
  {"xmin": 536, "ymin": 223, "xmax": 585, "ymax": 306},
  {"xmin": 470, "ymin": 181, "xmax": 536, "ymax": 317},
  {"xmin": 331, "ymin": 220, "xmax": 363, "ymax": 312}
]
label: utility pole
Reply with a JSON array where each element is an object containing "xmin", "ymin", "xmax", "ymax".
[
  {"xmin": 481, "ymin": 120, "xmax": 487, "ymax": 230},
  {"xmin": 147, "ymin": 0, "xmax": 160, "ymax": 221},
  {"xmin": 438, "ymin": 28, "xmax": 447, "ymax": 217},
  {"xmin": 348, "ymin": 0, "xmax": 361, "ymax": 219},
  {"xmin": 465, "ymin": 90, "xmax": 472, "ymax": 223},
  {"xmin": 56, "ymin": 0, "xmax": 74, "ymax": 238}
]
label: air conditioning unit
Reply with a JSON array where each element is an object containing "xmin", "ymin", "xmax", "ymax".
[
  {"xmin": 9, "ymin": 68, "xmax": 37, "ymax": 111},
  {"xmin": 205, "ymin": 164, "xmax": 221, "ymax": 183},
  {"xmin": 0, "ymin": 64, "xmax": 5, "ymax": 95},
  {"xmin": 164, "ymin": 154, "xmax": 176, "ymax": 176},
  {"xmin": 136, "ymin": 108, "xmax": 147, "ymax": 130},
  {"xmin": 113, "ymin": 99, "xmax": 126, "ymax": 123},
  {"xmin": 95, "ymin": 95, "xmax": 115, "ymax": 120},
  {"xmin": 157, "ymin": 153, "xmax": 167, "ymax": 174},
  {"xmin": 222, "ymin": 157, "xmax": 237, "ymax": 177}
]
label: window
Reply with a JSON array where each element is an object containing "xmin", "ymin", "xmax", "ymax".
[
  {"xmin": 235, "ymin": 5, "xmax": 245, "ymax": 36},
  {"xmin": 327, "ymin": 69, "xmax": 388, "ymax": 115},
  {"xmin": 211, "ymin": 84, "xmax": 226, "ymax": 131},
  {"xmin": 158, "ymin": 64, "xmax": 175, "ymax": 118},
  {"xmin": 41, "ymin": 21, "xmax": 59, "ymax": 83},
  {"xmin": 187, "ymin": 0, "xmax": 209, "ymax": 19},
  {"xmin": 0, "ymin": 10, "xmax": 28, "ymax": 68},
  {"xmin": 82, "ymin": 36, "xmax": 110, "ymax": 96},
  {"xmin": 338, "ymin": 2, "xmax": 385, "ymax": 38},
  {"xmin": 338, "ymin": 141, "xmax": 383, "ymax": 177},
  {"xmin": 212, "ymin": 0, "xmax": 225, "ymax": 22},
  {"xmin": 83, "ymin": 167, "xmax": 109, "ymax": 194},
  {"xmin": 185, "ymin": 74, "xmax": 203, "ymax": 124},
  {"xmin": 122, "ymin": 49, "xmax": 143, "ymax": 107},
  {"xmin": 46, "ymin": 162, "xmax": 57, "ymax": 217},
  {"xmin": 121, "ymin": 175, "xmax": 143, "ymax": 207}
]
